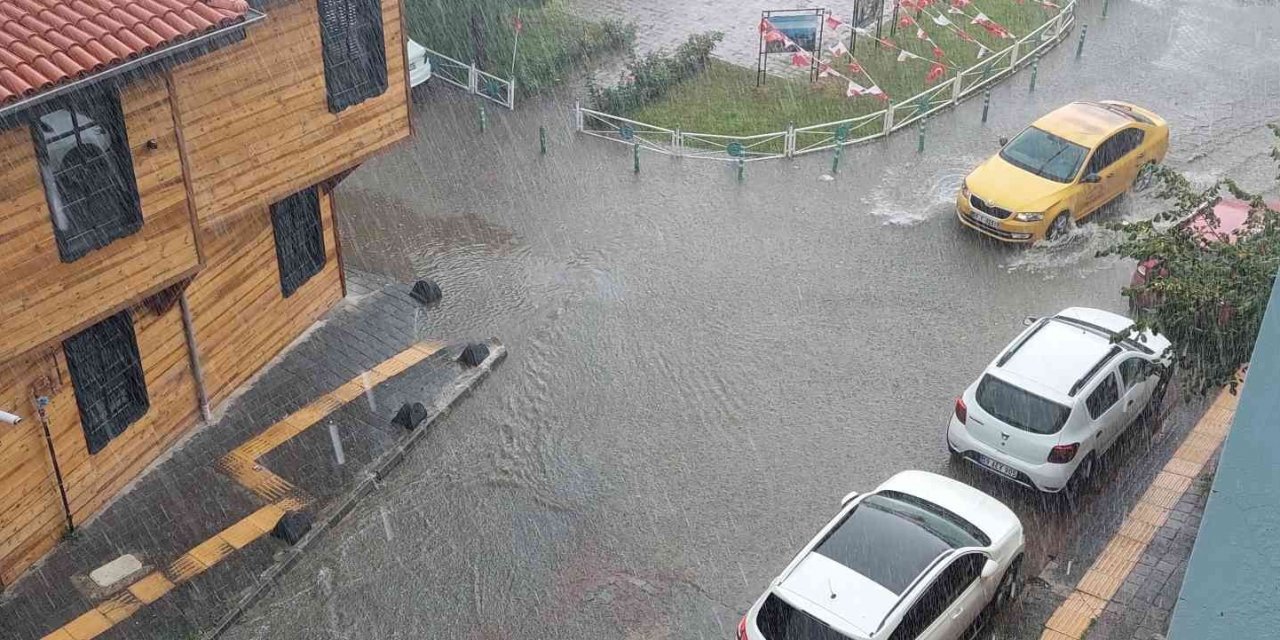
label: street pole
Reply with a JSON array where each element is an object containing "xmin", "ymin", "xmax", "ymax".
[
  {"xmin": 981, "ymin": 88, "xmax": 991, "ymax": 123},
  {"xmin": 539, "ymin": 126, "xmax": 547, "ymax": 155},
  {"xmin": 633, "ymin": 142, "xmax": 640, "ymax": 174},
  {"xmin": 1029, "ymin": 56, "xmax": 1039, "ymax": 92},
  {"xmin": 1077, "ymin": 25, "xmax": 1088, "ymax": 58},
  {"xmin": 832, "ymin": 143, "xmax": 843, "ymax": 174},
  {"xmin": 918, "ymin": 118, "xmax": 926, "ymax": 153},
  {"xmin": 737, "ymin": 157, "xmax": 745, "ymax": 182}
]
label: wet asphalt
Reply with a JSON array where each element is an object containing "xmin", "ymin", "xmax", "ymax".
[{"xmin": 221, "ymin": 0, "xmax": 1280, "ymax": 638}]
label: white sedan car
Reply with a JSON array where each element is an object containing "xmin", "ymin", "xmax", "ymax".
[
  {"xmin": 947, "ymin": 308, "xmax": 1173, "ymax": 495},
  {"xmin": 406, "ymin": 38, "xmax": 433, "ymax": 88},
  {"xmin": 739, "ymin": 471, "xmax": 1024, "ymax": 640}
]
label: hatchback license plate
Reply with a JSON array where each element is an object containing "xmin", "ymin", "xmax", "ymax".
[{"xmin": 976, "ymin": 454, "xmax": 1019, "ymax": 479}]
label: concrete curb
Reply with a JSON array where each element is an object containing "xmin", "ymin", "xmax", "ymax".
[{"xmin": 203, "ymin": 338, "xmax": 508, "ymax": 639}]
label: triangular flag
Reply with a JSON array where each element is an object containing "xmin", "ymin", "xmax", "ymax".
[
  {"xmin": 917, "ymin": 27, "xmax": 928, "ymax": 40},
  {"xmin": 976, "ymin": 43, "xmax": 989, "ymax": 59},
  {"xmin": 848, "ymin": 59, "xmax": 864, "ymax": 74},
  {"xmin": 826, "ymin": 14, "xmax": 845, "ymax": 30},
  {"xmin": 791, "ymin": 52, "xmax": 811, "ymax": 66},
  {"xmin": 951, "ymin": 0, "xmax": 971, "ymax": 7},
  {"xmin": 782, "ymin": 36, "xmax": 797, "ymax": 50},
  {"xmin": 971, "ymin": 12, "xmax": 990, "ymax": 24},
  {"xmin": 899, "ymin": 15, "xmax": 915, "ymax": 28},
  {"xmin": 854, "ymin": 27, "xmax": 873, "ymax": 36},
  {"xmin": 897, "ymin": 49, "xmax": 921, "ymax": 62},
  {"xmin": 956, "ymin": 29, "xmax": 976, "ymax": 43},
  {"xmin": 819, "ymin": 62, "xmax": 838, "ymax": 77},
  {"xmin": 829, "ymin": 41, "xmax": 850, "ymax": 58},
  {"xmin": 759, "ymin": 19, "xmax": 773, "ymax": 32},
  {"xmin": 926, "ymin": 62, "xmax": 946, "ymax": 84},
  {"xmin": 932, "ymin": 45, "xmax": 945, "ymax": 60},
  {"xmin": 846, "ymin": 80, "xmax": 867, "ymax": 97},
  {"xmin": 931, "ymin": 14, "xmax": 952, "ymax": 26},
  {"xmin": 866, "ymin": 85, "xmax": 888, "ymax": 101},
  {"xmin": 765, "ymin": 29, "xmax": 786, "ymax": 43}
]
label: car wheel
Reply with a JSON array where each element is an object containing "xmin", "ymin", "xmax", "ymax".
[
  {"xmin": 995, "ymin": 555, "xmax": 1023, "ymax": 610},
  {"xmin": 1045, "ymin": 212, "xmax": 1072, "ymax": 240},
  {"xmin": 1064, "ymin": 453, "xmax": 1098, "ymax": 506},
  {"xmin": 1133, "ymin": 162, "xmax": 1157, "ymax": 192}
]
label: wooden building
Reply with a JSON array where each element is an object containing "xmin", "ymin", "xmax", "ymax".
[{"xmin": 0, "ymin": 0, "xmax": 411, "ymax": 587}]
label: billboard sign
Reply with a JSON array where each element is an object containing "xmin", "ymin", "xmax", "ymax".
[{"xmin": 765, "ymin": 14, "xmax": 822, "ymax": 53}]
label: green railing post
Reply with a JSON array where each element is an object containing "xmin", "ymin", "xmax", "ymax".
[
  {"xmin": 981, "ymin": 88, "xmax": 991, "ymax": 123},
  {"xmin": 1077, "ymin": 25, "xmax": 1088, "ymax": 58},
  {"xmin": 479, "ymin": 103, "xmax": 487, "ymax": 132},
  {"xmin": 1102, "ymin": 0, "xmax": 1110, "ymax": 19},
  {"xmin": 832, "ymin": 144, "xmax": 843, "ymax": 174},
  {"xmin": 737, "ymin": 157, "xmax": 745, "ymax": 182},
  {"xmin": 539, "ymin": 126, "xmax": 547, "ymax": 155},
  {"xmin": 918, "ymin": 118, "xmax": 926, "ymax": 153},
  {"xmin": 633, "ymin": 142, "xmax": 640, "ymax": 174},
  {"xmin": 1029, "ymin": 56, "xmax": 1039, "ymax": 92}
]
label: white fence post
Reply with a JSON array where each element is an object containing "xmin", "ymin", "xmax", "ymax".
[
  {"xmin": 786, "ymin": 122, "xmax": 796, "ymax": 158},
  {"xmin": 951, "ymin": 75, "xmax": 963, "ymax": 104},
  {"xmin": 1008, "ymin": 42, "xmax": 1020, "ymax": 70},
  {"xmin": 469, "ymin": 63, "xmax": 478, "ymax": 95},
  {"xmin": 574, "ymin": 101, "xmax": 583, "ymax": 131},
  {"xmin": 1055, "ymin": 8, "xmax": 1068, "ymax": 39},
  {"xmin": 883, "ymin": 106, "xmax": 895, "ymax": 133},
  {"xmin": 507, "ymin": 80, "xmax": 516, "ymax": 110}
]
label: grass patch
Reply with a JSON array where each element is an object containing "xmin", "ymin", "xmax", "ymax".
[
  {"xmin": 404, "ymin": 0, "xmax": 634, "ymax": 95},
  {"xmin": 626, "ymin": 0, "xmax": 1058, "ymax": 138}
]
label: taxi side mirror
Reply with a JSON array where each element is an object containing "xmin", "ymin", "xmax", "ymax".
[
  {"xmin": 1083, "ymin": 173, "xmax": 1102, "ymax": 184},
  {"xmin": 998, "ymin": 137, "xmax": 1009, "ymax": 147}
]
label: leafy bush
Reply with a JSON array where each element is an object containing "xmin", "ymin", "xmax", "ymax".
[
  {"xmin": 588, "ymin": 31, "xmax": 724, "ymax": 115},
  {"xmin": 404, "ymin": 0, "xmax": 634, "ymax": 95}
]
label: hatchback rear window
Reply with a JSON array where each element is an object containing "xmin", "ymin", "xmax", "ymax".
[
  {"xmin": 975, "ymin": 374, "xmax": 1070, "ymax": 435},
  {"xmin": 758, "ymin": 593, "xmax": 850, "ymax": 640}
]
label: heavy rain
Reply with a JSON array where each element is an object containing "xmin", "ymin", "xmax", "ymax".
[{"xmin": 1, "ymin": 0, "xmax": 1278, "ymax": 639}]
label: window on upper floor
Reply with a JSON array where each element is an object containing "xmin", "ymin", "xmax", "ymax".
[
  {"xmin": 270, "ymin": 186, "xmax": 327, "ymax": 297},
  {"xmin": 64, "ymin": 311, "xmax": 150, "ymax": 455},
  {"xmin": 31, "ymin": 87, "xmax": 143, "ymax": 263},
  {"xmin": 317, "ymin": 0, "xmax": 388, "ymax": 113}
]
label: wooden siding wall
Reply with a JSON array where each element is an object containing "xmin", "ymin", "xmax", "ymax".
[
  {"xmin": 0, "ymin": 299, "xmax": 199, "ymax": 585},
  {"xmin": 0, "ymin": 353, "xmax": 65, "ymax": 587},
  {"xmin": 0, "ymin": 75, "xmax": 199, "ymax": 363},
  {"xmin": 172, "ymin": 0, "xmax": 408, "ymax": 408},
  {"xmin": 168, "ymin": 0, "xmax": 410, "ymax": 224},
  {"xmin": 184, "ymin": 190, "xmax": 342, "ymax": 407}
]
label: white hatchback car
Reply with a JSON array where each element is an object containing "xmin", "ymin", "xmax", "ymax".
[
  {"xmin": 739, "ymin": 471, "xmax": 1024, "ymax": 640},
  {"xmin": 947, "ymin": 308, "xmax": 1173, "ymax": 494}
]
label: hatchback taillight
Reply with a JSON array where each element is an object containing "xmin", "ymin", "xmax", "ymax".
[
  {"xmin": 1047, "ymin": 443, "xmax": 1079, "ymax": 463},
  {"xmin": 738, "ymin": 615, "xmax": 749, "ymax": 640},
  {"xmin": 954, "ymin": 397, "xmax": 968, "ymax": 425}
]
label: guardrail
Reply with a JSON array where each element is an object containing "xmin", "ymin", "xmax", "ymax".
[
  {"xmin": 421, "ymin": 45, "xmax": 516, "ymax": 110},
  {"xmin": 573, "ymin": 1, "xmax": 1075, "ymax": 162}
]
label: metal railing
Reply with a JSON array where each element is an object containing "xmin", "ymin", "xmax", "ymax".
[
  {"xmin": 421, "ymin": 45, "xmax": 516, "ymax": 110},
  {"xmin": 573, "ymin": 1, "xmax": 1075, "ymax": 161}
]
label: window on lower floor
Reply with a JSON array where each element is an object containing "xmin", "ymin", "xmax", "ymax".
[
  {"xmin": 64, "ymin": 311, "xmax": 150, "ymax": 455},
  {"xmin": 317, "ymin": 0, "xmax": 388, "ymax": 113},
  {"xmin": 270, "ymin": 186, "xmax": 327, "ymax": 297},
  {"xmin": 31, "ymin": 87, "xmax": 143, "ymax": 262}
]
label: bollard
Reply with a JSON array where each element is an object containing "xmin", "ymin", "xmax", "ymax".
[
  {"xmin": 633, "ymin": 142, "xmax": 640, "ymax": 174},
  {"xmin": 539, "ymin": 126, "xmax": 547, "ymax": 155},
  {"xmin": 478, "ymin": 104, "xmax": 487, "ymax": 132},
  {"xmin": 737, "ymin": 157, "xmax": 745, "ymax": 182},
  {"xmin": 981, "ymin": 88, "xmax": 991, "ymax": 123},
  {"xmin": 1076, "ymin": 25, "xmax": 1088, "ymax": 58},
  {"xmin": 832, "ymin": 143, "xmax": 843, "ymax": 174},
  {"xmin": 1102, "ymin": 0, "xmax": 1109, "ymax": 18},
  {"xmin": 917, "ymin": 118, "xmax": 926, "ymax": 153},
  {"xmin": 1029, "ymin": 56, "xmax": 1039, "ymax": 92}
]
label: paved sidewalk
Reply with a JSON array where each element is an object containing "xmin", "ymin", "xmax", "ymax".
[{"xmin": 0, "ymin": 272, "xmax": 505, "ymax": 640}]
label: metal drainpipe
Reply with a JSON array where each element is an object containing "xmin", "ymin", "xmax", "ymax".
[
  {"xmin": 33, "ymin": 396, "xmax": 74, "ymax": 535},
  {"xmin": 179, "ymin": 293, "xmax": 212, "ymax": 422}
]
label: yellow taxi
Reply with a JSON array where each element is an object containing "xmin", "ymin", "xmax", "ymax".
[{"xmin": 956, "ymin": 101, "xmax": 1169, "ymax": 243}]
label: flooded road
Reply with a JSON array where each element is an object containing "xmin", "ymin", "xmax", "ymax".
[{"xmin": 224, "ymin": 0, "xmax": 1280, "ymax": 638}]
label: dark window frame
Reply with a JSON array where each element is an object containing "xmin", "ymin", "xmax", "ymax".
[
  {"xmin": 270, "ymin": 186, "xmax": 327, "ymax": 297},
  {"xmin": 30, "ymin": 86, "xmax": 144, "ymax": 263},
  {"xmin": 63, "ymin": 311, "xmax": 150, "ymax": 455},
  {"xmin": 317, "ymin": 0, "xmax": 388, "ymax": 113},
  {"xmin": 1118, "ymin": 357, "xmax": 1146, "ymax": 390},
  {"xmin": 1086, "ymin": 372, "xmax": 1121, "ymax": 420}
]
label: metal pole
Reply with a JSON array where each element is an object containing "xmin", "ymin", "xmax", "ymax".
[
  {"xmin": 479, "ymin": 103, "xmax": 487, "ymax": 132},
  {"xmin": 737, "ymin": 157, "xmax": 745, "ymax": 182},
  {"xmin": 34, "ymin": 397, "xmax": 74, "ymax": 535},
  {"xmin": 832, "ymin": 143, "xmax": 843, "ymax": 174},
  {"xmin": 179, "ymin": 293, "xmax": 211, "ymax": 422},
  {"xmin": 981, "ymin": 88, "xmax": 991, "ymax": 123},
  {"xmin": 917, "ymin": 118, "xmax": 926, "ymax": 153},
  {"xmin": 539, "ymin": 126, "xmax": 547, "ymax": 155},
  {"xmin": 1102, "ymin": 0, "xmax": 1110, "ymax": 19},
  {"xmin": 1076, "ymin": 25, "xmax": 1088, "ymax": 58},
  {"xmin": 633, "ymin": 142, "xmax": 640, "ymax": 173},
  {"xmin": 1029, "ymin": 56, "xmax": 1039, "ymax": 91}
]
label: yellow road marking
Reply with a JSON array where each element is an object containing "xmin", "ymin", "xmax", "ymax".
[
  {"xmin": 1040, "ymin": 385, "xmax": 1240, "ymax": 639},
  {"xmin": 41, "ymin": 342, "xmax": 447, "ymax": 640}
]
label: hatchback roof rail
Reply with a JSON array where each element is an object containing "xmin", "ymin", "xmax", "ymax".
[
  {"xmin": 1069, "ymin": 345, "xmax": 1122, "ymax": 397},
  {"xmin": 996, "ymin": 318, "xmax": 1050, "ymax": 367}
]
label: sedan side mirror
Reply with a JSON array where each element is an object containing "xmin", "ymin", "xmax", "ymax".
[
  {"xmin": 998, "ymin": 137, "xmax": 1009, "ymax": 147},
  {"xmin": 1082, "ymin": 173, "xmax": 1102, "ymax": 184},
  {"xmin": 1023, "ymin": 316, "xmax": 1039, "ymax": 326},
  {"xmin": 981, "ymin": 558, "xmax": 1000, "ymax": 580},
  {"xmin": 841, "ymin": 490, "xmax": 860, "ymax": 506}
]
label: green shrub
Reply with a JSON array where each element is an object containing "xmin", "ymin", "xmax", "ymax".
[{"xmin": 587, "ymin": 31, "xmax": 723, "ymax": 115}]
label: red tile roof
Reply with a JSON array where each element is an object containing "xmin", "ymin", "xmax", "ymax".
[{"xmin": 0, "ymin": 0, "xmax": 251, "ymax": 108}]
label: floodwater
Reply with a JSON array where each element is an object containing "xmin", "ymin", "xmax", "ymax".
[{"xmin": 223, "ymin": 0, "xmax": 1280, "ymax": 638}]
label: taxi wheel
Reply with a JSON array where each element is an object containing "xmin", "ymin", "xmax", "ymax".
[{"xmin": 1046, "ymin": 212, "xmax": 1072, "ymax": 240}]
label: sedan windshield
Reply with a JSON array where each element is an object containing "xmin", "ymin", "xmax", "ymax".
[
  {"xmin": 999, "ymin": 127, "xmax": 1088, "ymax": 183},
  {"xmin": 975, "ymin": 374, "xmax": 1071, "ymax": 435}
]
